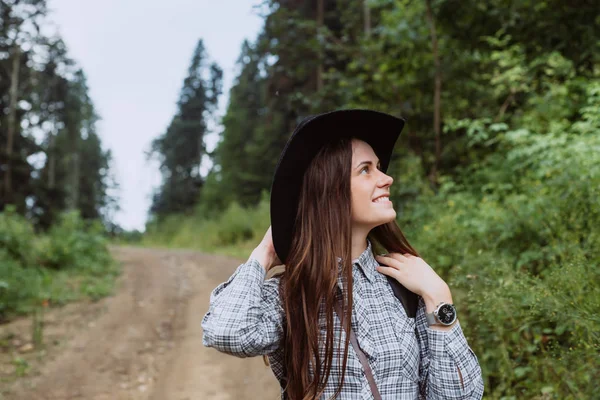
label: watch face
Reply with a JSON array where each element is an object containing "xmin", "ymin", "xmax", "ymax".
[{"xmin": 437, "ymin": 304, "xmax": 456, "ymax": 325}]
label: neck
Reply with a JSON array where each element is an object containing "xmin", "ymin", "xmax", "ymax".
[{"xmin": 351, "ymin": 228, "xmax": 370, "ymax": 260}]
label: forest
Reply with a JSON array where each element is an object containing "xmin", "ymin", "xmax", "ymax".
[
  {"xmin": 2, "ymin": 0, "xmax": 599, "ymax": 398},
  {"xmin": 0, "ymin": 0, "xmax": 118, "ymax": 324}
]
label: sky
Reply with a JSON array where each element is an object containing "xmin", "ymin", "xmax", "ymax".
[{"xmin": 48, "ymin": 0, "xmax": 264, "ymax": 231}]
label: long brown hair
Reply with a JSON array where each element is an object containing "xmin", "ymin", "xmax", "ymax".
[{"xmin": 267, "ymin": 136, "xmax": 420, "ymax": 400}]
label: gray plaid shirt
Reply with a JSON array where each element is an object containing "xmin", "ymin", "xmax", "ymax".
[{"xmin": 202, "ymin": 239, "xmax": 484, "ymax": 399}]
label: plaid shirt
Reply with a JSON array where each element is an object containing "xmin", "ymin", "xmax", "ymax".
[{"xmin": 202, "ymin": 239, "xmax": 484, "ymax": 399}]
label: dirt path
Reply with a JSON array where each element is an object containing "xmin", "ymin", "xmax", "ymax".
[{"xmin": 0, "ymin": 247, "xmax": 281, "ymax": 400}]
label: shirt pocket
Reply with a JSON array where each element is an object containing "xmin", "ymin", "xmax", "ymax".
[
  {"xmin": 316, "ymin": 314, "xmax": 365, "ymax": 386},
  {"xmin": 392, "ymin": 314, "xmax": 420, "ymax": 384}
]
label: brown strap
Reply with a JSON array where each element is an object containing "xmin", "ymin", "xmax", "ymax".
[{"xmin": 333, "ymin": 293, "xmax": 382, "ymax": 400}]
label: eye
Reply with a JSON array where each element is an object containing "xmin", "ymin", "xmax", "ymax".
[{"xmin": 360, "ymin": 164, "xmax": 381, "ymax": 174}]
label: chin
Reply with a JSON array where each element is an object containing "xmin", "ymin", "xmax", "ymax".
[
  {"xmin": 382, "ymin": 211, "xmax": 397, "ymax": 224},
  {"xmin": 371, "ymin": 213, "xmax": 396, "ymax": 228}
]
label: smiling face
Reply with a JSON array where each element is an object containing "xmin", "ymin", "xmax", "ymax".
[{"xmin": 350, "ymin": 138, "xmax": 396, "ymax": 233}]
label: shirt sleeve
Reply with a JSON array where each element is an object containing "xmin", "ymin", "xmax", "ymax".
[
  {"xmin": 201, "ymin": 258, "xmax": 285, "ymax": 358},
  {"xmin": 414, "ymin": 296, "xmax": 484, "ymax": 399}
]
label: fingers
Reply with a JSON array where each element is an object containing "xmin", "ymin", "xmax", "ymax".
[
  {"xmin": 391, "ymin": 252, "xmax": 412, "ymax": 262},
  {"xmin": 375, "ymin": 265, "xmax": 401, "ymax": 280},
  {"xmin": 377, "ymin": 253, "xmax": 410, "ymax": 260},
  {"xmin": 375, "ymin": 253, "xmax": 410, "ymax": 268},
  {"xmin": 375, "ymin": 255, "xmax": 395, "ymax": 268}
]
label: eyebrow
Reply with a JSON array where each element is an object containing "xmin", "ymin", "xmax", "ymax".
[{"xmin": 355, "ymin": 159, "xmax": 381, "ymax": 170}]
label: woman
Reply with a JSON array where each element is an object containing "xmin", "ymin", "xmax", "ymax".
[{"xmin": 202, "ymin": 110, "xmax": 484, "ymax": 399}]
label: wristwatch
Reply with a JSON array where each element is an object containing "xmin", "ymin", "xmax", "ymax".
[{"xmin": 426, "ymin": 302, "xmax": 457, "ymax": 327}]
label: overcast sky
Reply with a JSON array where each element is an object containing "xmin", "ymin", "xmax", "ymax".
[{"xmin": 48, "ymin": 0, "xmax": 264, "ymax": 231}]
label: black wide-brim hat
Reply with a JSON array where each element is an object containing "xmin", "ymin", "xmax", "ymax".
[{"xmin": 270, "ymin": 109, "xmax": 406, "ymax": 263}]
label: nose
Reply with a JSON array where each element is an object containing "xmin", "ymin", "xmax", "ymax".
[{"xmin": 378, "ymin": 170, "xmax": 393, "ymax": 188}]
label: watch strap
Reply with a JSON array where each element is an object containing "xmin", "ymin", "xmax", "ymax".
[{"xmin": 426, "ymin": 312, "xmax": 438, "ymax": 326}]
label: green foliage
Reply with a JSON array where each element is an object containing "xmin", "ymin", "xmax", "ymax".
[
  {"xmin": 0, "ymin": 250, "xmax": 42, "ymax": 317},
  {"xmin": 0, "ymin": 209, "xmax": 118, "ymax": 321},
  {"xmin": 397, "ymin": 84, "xmax": 600, "ymax": 398},
  {"xmin": 0, "ymin": 1, "xmax": 117, "ymax": 230},
  {"xmin": 149, "ymin": 39, "xmax": 223, "ymax": 217},
  {"xmin": 144, "ymin": 190, "xmax": 271, "ymax": 259},
  {"xmin": 0, "ymin": 205, "xmax": 36, "ymax": 266},
  {"xmin": 0, "ymin": 0, "xmax": 48, "ymax": 217},
  {"xmin": 200, "ymin": 39, "xmax": 289, "ymax": 216},
  {"xmin": 110, "ymin": 228, "xmax": 144, "ymax": 245},
  {"xmin": 37, "ymin": 211, "xmax": 112, "ymax": 271},
  {"xmin": 145, "ymin": 0, "xmax": 600, "ymax": 397},
  {"xmin": 403, "ymin": 185, "xmax": 600, "ymax": 398},
  {"xmin": 12, "ymin": 357, "xmax": 30, "ymax": 377}
]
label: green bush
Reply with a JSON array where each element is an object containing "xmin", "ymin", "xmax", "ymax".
[
  {"xmin": 143, "ymin": 189, "xmax": 271, "ymax": 257},
  {"xmin": 0, "ymin": 205, "xmax": 36, "ymax": 267},
  {"xmin": 0, "ymin": 210, "xmax": 118, "ymax": 321},
  {"xmin": 398, "ymin": 85, "xmax": 600, "ymax": 398},
  {"xmin": 141, "ymin": 83, "xmax": 600, "ymax": 398},
  {"xmin": 0, "ymin": 250, "xmax": 42, "ymax": 319},
  {"xmin": 37, "ymin": 211, "xmax": 113, "ymax": 272}
]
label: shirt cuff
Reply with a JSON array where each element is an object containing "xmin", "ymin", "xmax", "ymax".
[
  {"xmin": 244, "ymin": 257, "xmax": 267, "ymax": 281},
  {"xmin": 426, "ymin": 319, "xmax": 468, "ymax": 359},
  {"xmin": 210, "ymin": 258, "xmax": 267, "ymax": 300}
]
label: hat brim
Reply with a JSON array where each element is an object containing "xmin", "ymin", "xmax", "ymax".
[{"xmin": 270, "ymin": 109, "xmax": 405, "ymax": 263}]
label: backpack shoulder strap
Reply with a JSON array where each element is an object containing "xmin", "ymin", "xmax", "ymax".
[
  {"xmin": 383, "ymin": 268, "xmax": 419, "ymax": 318},
  {"xmin": 334, "ymin": 290, "xmax": 383, "ymax": 400}
]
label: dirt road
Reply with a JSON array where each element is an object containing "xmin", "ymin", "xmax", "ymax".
[{"xmin": 1, "ymin": 247, "xmax": 281, "ymax": 400}]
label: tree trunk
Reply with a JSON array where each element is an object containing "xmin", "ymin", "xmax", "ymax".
[
  {"xmin": 65, "ymin": 104, "xmax": 80, "ymax": 211},
  {"xmin": 48, "ymin": 125, "xmax": 56, "ymax": 189},
  {"xmin": 364, "ymin": 0, "xmax": 371, "ymax": 38},
  {"xmin": 425, "ymin": 0, "xmax": 441, "ymax": 188},
  {"xmin": 316, "ymin": 0, "xmax": 324, "ymax": 92},
  {"xmin": 4, "ymin": 45, "xmax": 21, "ymax": 205},
  {"xmin": 66, "ymin": 127, "xmax": 80, "ymax": 211}
]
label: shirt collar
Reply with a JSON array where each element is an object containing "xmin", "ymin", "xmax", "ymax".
[{"xmin": 336, "ymin": 238, "xmax": 378, "ymax": 283}]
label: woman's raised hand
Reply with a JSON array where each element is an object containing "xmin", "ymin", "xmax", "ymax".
[
  {"xmin": 374, "ymin": 253, "xmax": 449, "ymax": 300},
  {"xmin": 249, "ymin": 226, "xmax": 283, "ymax": 272}
]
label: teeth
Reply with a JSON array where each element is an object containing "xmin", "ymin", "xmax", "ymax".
[{"xmin": 373, "ymin": 197, "xmax": 389, "ymax": 203}]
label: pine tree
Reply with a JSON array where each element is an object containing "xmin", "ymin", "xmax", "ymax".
[
  {"xmin": 0, "ymin": 0, "xmax": 48, "ymax": 214},
  {"xmin": 149, "ymin": 39, "xmax": 223, "ymax": 218}
]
